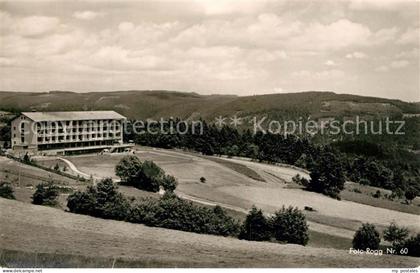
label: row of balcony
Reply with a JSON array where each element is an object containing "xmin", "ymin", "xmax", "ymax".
[
  {"xmin": 36, "ymin": 125, "xmax": 121, "ymax": 130},
  {"xmin": 36, "ymin": 130, "xmax": 121, "ymax": 136},
  {"xmin": 37, "ymin": 135, "xmax": 121, "ymax": 144}
]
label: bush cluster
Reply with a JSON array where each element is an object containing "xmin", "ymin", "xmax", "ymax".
[
  {"xmin": 67, "ymin": 179, "xmax": 239, "ymax": 237},
  {"xmin": 398, "ymin": 234, "xmax": 420, "ymax": 257},
  {"xmin": 352, "ymin": 223, "xmax": 381, "ymax": 250},
  {"xmin": 32, "ymin": 181, "xmax": 59, "ymax": 206},
  {"xmin": 239, "ymin": 206, "xmax": 271, "ymax": 241},
  {"xmin": 0, "ymin": 181, "xmax": 15, "ymax": 200},
  {"xmin": 307, "ymin": 149, "xmax": 345, "ymax": 199},
  {"xmin": 129, "ymin": 193, "xmax": 240, "ymax": 236},
  {"xmin": 239, "ymin": 205, "xmax": 309, "ymax": 245},
  {"xmin": 292, "ymin": 174, "xmax": 309, "ymax": 187},
  {"xmin": 353, "ymin": 222, "xmax": 420, "ymax": 257},
  {"xmin": 67, "ymin": 178, "xmax": 130, "ymax": 220},
  {"xmin": 383, "ymin": 222, "xmax": 420, "ymax": 257},
  {"xmin": 115, "ymin": 156, "xmax": 177, "ymax": 193}
]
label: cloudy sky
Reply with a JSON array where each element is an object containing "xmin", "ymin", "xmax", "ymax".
[{"xmin": 0, "ymin": 0, "xmax": 419, "ymax": 101}]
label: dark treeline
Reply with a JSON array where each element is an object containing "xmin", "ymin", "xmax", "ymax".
[{"xmin": 125, "ymin": 119, "xmax": 420, "ymax": 195}]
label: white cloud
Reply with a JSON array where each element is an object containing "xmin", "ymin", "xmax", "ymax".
[
  {"xmin": 249, "ymin": 49, "xmax": 288, "ymax": 62},
  {"xmin": 375, "ymin": 65, "xmax": 389, "ymax": 72},
  {"xmin": 375, "ymin": 60, "xmax": 410, "ymax": 72},
  {"xmin": 16, "ymin": 16, "xmax": 60, "ymax": 37},
  {"xmin": 118, "ymin": 22, "xmax": 135, "ymax": 32},
  {"xmin": 171, "ymin": 16, "xmax": 388, "ymax": 52},
  {"xmin": 372, "ymin": 27, "xmax": 399, "ymax": 44},
  {"xmin": 273, "ymin": 87, "xmax": 284, "ymax": 93},
  {"xmin": 0, "ymin": 11, "xmax": 61, "ymax": 38},
  {"xmin": 285, "ymin": 19, "xmax": 372, "ymax": 50},
  {"xmin": 292, "ymin": 69, "xmax": 346, "ymax": 80},
  {"xmin": 348, "ymin": 0, "xmax": 413, "ymax": 10},
  {"xmin": 73, "ymin": 11, "xmax": 105, "ymax": 20},
  {"xmin": 193, "ymin": 0, "xmax": 271, "ymax": 15},
  {"xmin": 397, "ymin": 27, "xmax": 420, "ymax": 45},
  {"xmin": 346, "ymin": 51, "xmax": 368, "ymax": 59},
  {"xmin": 0, "ymin": 0, "xmax": 418, "ymax": 101},
  {"xmin": 395, "ymin": 48, "xmax": 419, "ymax": 59},
  {"xmin": 0, "ymin": 57, "xmax": 17, "ymax": 66},
  {"xmin": 390, "ymin": 60, "xmax": 410, "ymax": 68},
  {"xmin": 325, "ymin": 60, "xmax": 337, "ymax": 66}
]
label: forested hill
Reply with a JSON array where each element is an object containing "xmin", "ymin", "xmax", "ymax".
[{"xmin": 0, "ymin": 90, "xmax": 419, "ymax": 120}]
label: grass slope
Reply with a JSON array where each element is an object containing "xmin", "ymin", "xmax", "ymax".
[{"xmin": 0, "ymin": 198, "xmax": 418, "ymax": 268}]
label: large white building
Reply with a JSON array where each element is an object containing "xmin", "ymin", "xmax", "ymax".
[{"xmin": 11, "ymin": 111, "xmax": 131, "ymax": 155}]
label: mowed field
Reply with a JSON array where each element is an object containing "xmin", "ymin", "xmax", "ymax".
[
  {"xmin": 65, "ymin": 147, "xmax": 420, "ymax": 238},
  {"xmin": 1, "ymin": 198, "xmax": 418, "ymax": 268}
]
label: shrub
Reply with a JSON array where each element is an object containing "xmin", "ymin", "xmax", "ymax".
[
  {"xmin": 397, "ymin": 233, "xmax": 420, "ymax": 257},
  {"xmin": 23, "ymin": 153, "xmax": 31, "ymax": 163},
  {"xmin": 32, "ymin": 181, "xmax": 59, "ymax": 206},
  {"xmin": 307, "ymin": 151, "xmax": 345, "ymax": 199},
  {"xmin": 383, "ymin": 221, "xmax": 409, "ymax": 246},
  {"xmin": 115, "ymin": 155, "xmax": 142, "ymax": 183},
  {"xmin": 359, "ymin": 178, "xmax": 370, "ymax": 185},
  {"xmin": 292, "ymin": 174, "xmax": 309, "ymax": 187},
  {"xmin": 372, "ymin": 190, "xmax": 381, "ymax": 198},
  {"xmin": 352, "ymin": 223, "xmax": 381, "ymax": 250},
  {"xmin": 0, "ymin": 182, "xmax": 15, "ymax": 199},
  {"xmin": 352, "ymin": 188, "xmax": 362, "ymax": 194},
  {"xmin": 270, "ymin": 206, "xmax": 309, "ymax": 245},
  {"xmin": 200, "ymin": 177, "xmax": 206, "ymax": 183},
  {"xmin": 405, "ymin": 188, "xmax": 418, "ymax": 204},
  {"xmin": 239, "ymin": 206, "xmax": 271, "ymax": 241},
  {"xmin": 133, "ymin": 160, "xmax": 163, "ymax": 192},
  {"xmin": 68, "ymin": 180, "xmax": 239, "ymax": 237},
  {"xmin": 67, "ymin": 178, "xmax": 130, "ymax": 220},
  {"xmin": 392, "ymin": 188, "xmax": 404, "ymax": 199},
  {"xmin": 128, "ymin": 196, "xmax": 161, "ymax": 226},
  {"xmin": 67, "ymin": 181, "xmax": 239, "ymax": 236},
  {"xmin": 160, "ymin": 175, "xmax": 178, "ymax": 192},
  {"xmin": 66, "ymin": 191, "xmax": 96, "ymax": 214},
  {"xmin": 115, "ymin": 156, "xmax": 167, "ymax": 192},
  {"xmin": 129, "ymin": 193, "xmax": 240, "ymax": 236}
]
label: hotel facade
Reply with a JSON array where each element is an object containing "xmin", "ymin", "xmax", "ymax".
[{"xmin": 11, "ymin": 111, "xmax": 130, "ymax": 155}]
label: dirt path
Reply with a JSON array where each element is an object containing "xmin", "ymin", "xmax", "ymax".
[{"xmin": 0, "ymin": 198, "xmax": 418, "ymax": 268}]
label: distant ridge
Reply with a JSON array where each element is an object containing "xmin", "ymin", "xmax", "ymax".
[{"xmin": 0, "ymin": 90, "xmax": 418, "ymax": 120}]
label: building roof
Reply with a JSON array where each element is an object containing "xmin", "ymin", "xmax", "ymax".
[{"xmin": 21, "ymin": 111, "xmax": 126, "ymax": 122}]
